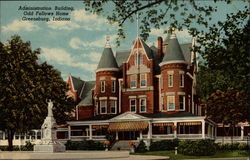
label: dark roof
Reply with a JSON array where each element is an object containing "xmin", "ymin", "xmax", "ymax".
[
  {"xmin": 140, "ymin": 39, "xmax": 153, "ymax": 59},
  {"xmin": 141, "ymin": 112, "xmax": 198, "ymax": 118},
  {"xmin": 78, "ymin": 81, "xmax": 95, "ymax": 106},
  {"xmin": 162, "ymin": 34, "xmax": 186, "ymax": 63},
  {"xmin": 97, "ymin": 47, "xmax": 118, "ymax": 70},
  {"xmin": 71, "ymin": 76, "xmax": 85, "ymax": 94},
  {"xmin": 180, "ymin": 43, "xmax": 192, "ymax": 65},
  {"xmin": 150, "ymin": 45, "xmax": 161, "ymax": 74},
  {"xmin": 115, "ymin": 50, "xmax": 130, "ymax": 68}
]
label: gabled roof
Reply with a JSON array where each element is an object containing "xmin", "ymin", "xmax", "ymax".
[
  {"xmin": 96, "ymin": 47, "xmax": 119, "ymax": 71},
  {"xmin": 115, "ymin": 50, "xmax": 130, "ymax": 68},
  {"xmin": 71, "ymin": 76, "xmax": 85, "ymax": 94},
  {"xmin": 161, "ymin": 33, "xmax": 186, "ymax": 65},
  {"xmin": 140, "ymin": 39, "xmax": 153, "ymax": 59},
  {"xmin": 78, "ymin": 81, "xmax": 95, "ymax": 106}
]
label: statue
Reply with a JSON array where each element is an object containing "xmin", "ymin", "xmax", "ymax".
[{"xmin": 47, "ymin": 99, "xmax": 53, "ymax": 117}]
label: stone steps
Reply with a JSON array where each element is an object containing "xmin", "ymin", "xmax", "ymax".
[{"xmin": 111, "ymin": 140, "xmax": 132, "ymax": 151}]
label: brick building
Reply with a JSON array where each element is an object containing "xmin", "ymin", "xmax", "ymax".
[{"xmin": 65, "ymin": 32, "xmax": 217, "ymax": 145}]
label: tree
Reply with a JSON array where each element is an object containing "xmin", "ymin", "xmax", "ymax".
[
  {"xmin": 0, "ymin": 36, "xmax": 74, "ymax": 150},
  {"xmin": 83, "ymin": 0, "xmax": 248, "ymax": 46}
]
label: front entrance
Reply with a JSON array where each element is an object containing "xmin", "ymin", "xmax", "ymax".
[{"xmin": 118, "ymin": 131, "xmax": 139, "ymax": 140}]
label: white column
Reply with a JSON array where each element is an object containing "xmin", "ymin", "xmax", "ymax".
[
  {"xmin": 35, "ymin": 130, "xmax": 38, "ymax": 140},
  {"xmin": 89, "ymin": 125, "xmax": 92, "ymax": 140},
  {"xmin": 147, "ymin": 121, "xmax": 152, "ymax": 139},
  {"xmin": 241, "ymin": 126, "xmax": 244, "ymax": 140},
  {"xmin": 116, "ymin": 131, "xmax": 119, "ymax": 140},
  {"xmin": 13, "ymin": 133, "xmax": 16, "ymax": 140},
  {"xmin": 3, "ymin": 131, "xmax": 5, "ymax": 140},
  {"xmin": 202, "ymin": 121, "xmax": 205, "ymax": 139},
  {"xmin": 140, "ymin": 131, "xmax": 143, "ymax": 139},
  {"xmin": 174, "ymin": 122, "xmax": 177, "ymax": 138},
  {"xmin": 68, "ymin": 125, "xmax": 71, "ymax": 140}
]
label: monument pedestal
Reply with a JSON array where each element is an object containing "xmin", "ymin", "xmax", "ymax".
[
  {"xmin": 34, "ymin": 100, "xmax": 65, "ymax": 152},
  {"xmin": 34, "ymin": 143, "xmax": 65, "ymax": 152}
]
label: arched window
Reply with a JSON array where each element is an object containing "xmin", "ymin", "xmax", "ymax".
[{"xmin": 138, "ymin": 53, "xmax": 143, "ymax": 65}]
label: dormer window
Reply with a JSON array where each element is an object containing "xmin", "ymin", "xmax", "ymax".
[{"xmin": 130, "ymin": 75, "xmax": 137, "ymax": 88}]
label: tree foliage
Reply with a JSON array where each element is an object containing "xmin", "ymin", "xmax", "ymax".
[
  {"xmin": 83, "ymin": 0, "xmax": 248, "ymax": 46},
  {"xmin": 0, "ymin": 35, "xmax": 74, "ymax": 150},
  {"xmin": 206, "ymin": 89, "xmax": 250, "ymax": 125}
]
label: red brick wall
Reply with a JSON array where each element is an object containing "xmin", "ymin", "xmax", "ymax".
[{"xmin": 78, "ymin": 105, "xmax": 94, "ymax": 120}]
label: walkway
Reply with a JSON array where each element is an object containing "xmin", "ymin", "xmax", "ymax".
[{"xmin": 0, "ymin": 151, "xmax": 169, "ymax": 160}]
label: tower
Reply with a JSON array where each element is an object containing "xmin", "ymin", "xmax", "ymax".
[
  {"xmin": 94, "ymin": 36, "xmax": 119, "ymax": 115},
  {"xmin": 159, "ymin": 33, "xmax": 188, "ymax": 113}
]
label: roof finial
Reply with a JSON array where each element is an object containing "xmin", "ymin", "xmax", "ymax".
[
  {"xmin": 169, "ymin": 27, "xmax": 177, "ymax": 39},
  {"xmin": 105, "ymin": 35, "xmax": 111, "ymax": 48}
]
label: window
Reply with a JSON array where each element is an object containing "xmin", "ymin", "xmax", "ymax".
[
  {"xmin": 160, "ymin": 76, "xmax": 163, "ymax": 89},
  {"xmin": 167, "ymin": 96, "xmax": 175, "ymax": 110},
  {"xmin": 180, "ymin": 73, "xmax": 184, "ymax": 87},
  {"xmin": 111, "ymin": 80, "xmax": 116, "ymax": 92},
  {"xmin": 138, "ymin": 53, "xmax": 143, "ymax": 65},
  {"xmin": 140, "ymin": 73, "xmax": 147, "ymax": 87},
  {"xmin": 160, "ymin": 95, "xmax": 164, "ymax": 111},
  {"xmin": 101, "ymin": 80, "xmax": 105, "ymax": 93},
  {"xmin": 130, "ymin": 99, "xmax": 136, "ymax": 112},
  {"xmin": 179, "ymin": 95, "xmax": 185, "ymax": 110},
  {"xmin": 130, "ymin": 75, "xmax": 137, "ymax": 88},
  {"xmin": 134, "ymin": 52, "xmax": 137, "ymax": 66},
  {"xmin": 95, "ymin": 100, "xmax": 98, "ymax": 115},
  {"xmin": 100, "ymin": 100, "xmax": 106, "ymax": 114},
  {"xmin": 168, "ymin": 73, "xmax": 173, "ymax": 87},
  {"xmin": 110, "ymin": 100, "xmax": 116, "ymax": 114},
  {"xmin": 140, "ymin": 98, "xmax": 146, "ymax": 112}
]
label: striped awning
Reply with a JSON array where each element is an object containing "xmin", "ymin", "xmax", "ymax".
[
  {"xmin": 108, "ymin": 121, "xmax": 148, "ymax": 132},
  {"xmin": 153, "ymin": 123, "xmax": 174, "ymax": 127},
  {"xmin": 179, "ymin": 122, "xmax": 202, "ymax": 126}
]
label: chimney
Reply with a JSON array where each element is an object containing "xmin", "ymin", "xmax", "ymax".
[{"xmin": 157, "ymin": 37, "xmax": 163, "ymax": 59}]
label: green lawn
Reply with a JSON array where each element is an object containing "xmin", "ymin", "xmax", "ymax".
[{"xmin": 134, "ymin": 150, "xmax": 250, "ymax": 160}]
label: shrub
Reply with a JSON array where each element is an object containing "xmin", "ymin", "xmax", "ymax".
[
  {"xmin": 65, "ymin": 139, "xmax": 104, "ymax": 150},
  {"xmin": 135, "ymin": 140, "xmax": 147, "ymax": 153},
  {"xmin": 149, "ymin": 139, "xmax": 179, "ymax": 151},
  {"xmin": 21, "ymin": 141, "xmax": 34, "ymax": 151},
  {"xmin": 238, "ymin": 143, "xmax": 247, "ymax": 150},
  {"xmin": 178, "ymin": 140, "xmax": 216, "ymax": 156}
]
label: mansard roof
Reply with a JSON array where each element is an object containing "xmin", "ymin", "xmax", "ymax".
[
  {"xmin": 161, "ymin": 33, "xmax": 186, "ymax": 65},
  {"xmin": 96, "ymin": 47, "xmax": 119, "ymax": 72}
]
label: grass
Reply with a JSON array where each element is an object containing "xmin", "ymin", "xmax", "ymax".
[{"xmin": 134, "ymin": 150, "xmax": 250, "ymax": 160}]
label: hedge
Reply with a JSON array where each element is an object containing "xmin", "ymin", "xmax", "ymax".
[
  {"xmin": 65, "ymin": 140, "xmax": 104, "ymax": 150},
  {"xmin": 149, "ymin": 139, "xmax": 179, "ymax": 151}
]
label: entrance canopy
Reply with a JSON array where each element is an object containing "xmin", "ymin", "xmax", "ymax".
[{"xmin": 108, "ymin": 121, "xmax": 148, "ymax": 132}]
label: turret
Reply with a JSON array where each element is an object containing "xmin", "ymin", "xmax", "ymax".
[
  {"xmin": 159, "ymin": 33, "xmax": 188, "ymax": 113},
  {"xmin": 94, "ymin": 36, "xmax": 119, "ymax": 115}
]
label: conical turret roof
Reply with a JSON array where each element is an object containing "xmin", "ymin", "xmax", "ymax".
[
  {"xmin": 96, "ymin": 42, "xmax": 119, "ymax": 72},
  {"xmin": 160, "ymin": 33, "xmax": 186, "ymax": 65}
]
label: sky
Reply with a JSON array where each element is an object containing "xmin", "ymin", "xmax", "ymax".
[{"xmin": 0, "ymin": 1, "xmax": 247, "ymax": 81}]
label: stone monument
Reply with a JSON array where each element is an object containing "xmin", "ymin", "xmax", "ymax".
[{"xmin": 34, "ymin": 99, "xmax": 66, "ymax": 152}]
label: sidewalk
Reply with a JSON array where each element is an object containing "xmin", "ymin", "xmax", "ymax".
[{"xmin": 0, "ymin": 151, "xmax": 169, "ymax": 160}]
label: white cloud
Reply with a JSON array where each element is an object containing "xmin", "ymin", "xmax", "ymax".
[
  {"xmin": 69, "ymin": 35, "xmax": 117, "ymax": 49},
  {"xmin": 47, "ymin": 9, "xmax": 117, "ymax": 31},
  {"xmin": 81, "ymin": 52, "xmax": 101, "ymax": 63},
  {"xmin": 2, "ymin": 20, "xmax": 39, "ymax": 32},
  {"xmin": 47, "ymin": 21, "xmax": 80, "ymax": 30},
  {"xmin": 40, "ymin": 47, "xmax": 97, "ymax": 72},
  {"xmin": 150, "ymin": 28, "xmax": 165, "ymax": 36}
]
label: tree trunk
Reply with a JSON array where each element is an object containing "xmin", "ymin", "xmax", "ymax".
[{"xmin": 7, "ymin": 129, "xmax": 14, "ymax": 151}]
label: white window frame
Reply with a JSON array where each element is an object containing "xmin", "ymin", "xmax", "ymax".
[
  {"xmin": 110, "ymin": 100, "xmax": 117, "ymax": 114},
  {"xmin": 130, "ymin": 99, "xmax": 136, "ymax": 112},
  {"xmin": 111, "ymin": 80, "xmax": 116, "ymax": 93},
  {"xmin": 168, "ymin": 73, "xmax": 173, "ymax": 87},
  {"xmin": 100, "ymin": 100, "xmax": 107, "ymax": 114},
  {"xmin": 167, "ymin": 96, "xmax": 175, "ymax": 111},
  {"xmin": 140, "ymin": 73, "xmax": 147, "ymax": 87},
  {"xmin": 101, "ymin": 80, "xmax": 105, "ymax": 93},
  {"xmin": 179, "ymin": 72, "xmax": 184, "ymax": 87},
  {"xmin": 139, "ymin": 98, "xmax": 147, "ymax": 113},
  {"xmin": 130, "ymin": 75, "xmax": 137, "ymax": 88},
  {"xmin": 179, "ymin": 95, "xmax": 185, "ymax": 110},
  {"xmin": 95, "ymin": 100, "xmax": 99, "ymax": 115}
]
